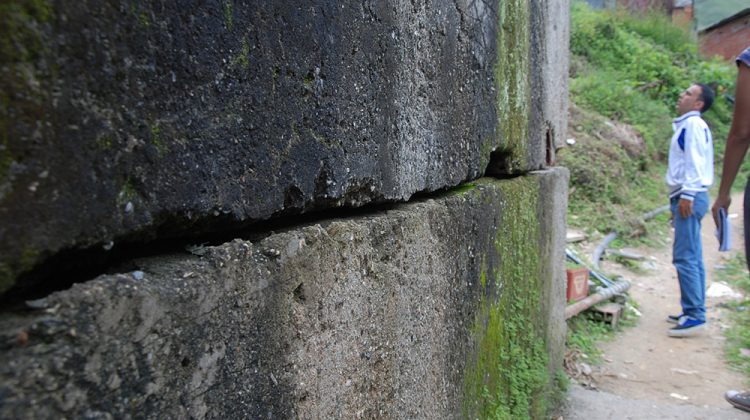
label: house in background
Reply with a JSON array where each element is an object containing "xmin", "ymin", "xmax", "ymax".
[
  {"xmin": 584, "ymin": 0, "xmax": 748, "ymax": 62},
  {"xmin": 672, "ymin": 0, "xmax": 694, "ymax": 28},
  {"xmin": 694, "ymin": 0, "xmax": 750, "ymax": 61}
]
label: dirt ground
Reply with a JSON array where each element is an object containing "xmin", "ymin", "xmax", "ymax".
[{"xmin": 562, "ymin": 193, "xmax": 750, "ymax": 419}]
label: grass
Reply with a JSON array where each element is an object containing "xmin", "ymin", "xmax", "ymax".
[
  {"xmin": 566, "ymin": 301, "xmax": 639, "ymax": 365},
  {"xmin": 567, "ymin": 316, "xmax": 615, "ymax": 364},
  {"xmin": 716, "ymin": 252, "xmax": 750, "ymax": 382}
]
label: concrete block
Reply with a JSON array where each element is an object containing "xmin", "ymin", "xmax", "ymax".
[{"xmin": 0, "ymin": 0, "xmax": 568, "ymax": 294}]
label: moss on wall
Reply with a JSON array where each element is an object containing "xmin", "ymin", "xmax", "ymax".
[
  {"xmin": 462, "ymin": 177, "xmax": 550, "ymax": 419},
  {"xmin": 0, "ymin": 0, "xmax": 51, "ymax": 187},
  {"xmin": 0, "ymin": 246, "xmax": 41, "ymax": 294},
  {"xmin": 494, "ymin": 0, "xmax": 530, "ymax": 173},
  {"xmin": 0, "ymin": 0, "xmax": 51, "ymax": 64}
]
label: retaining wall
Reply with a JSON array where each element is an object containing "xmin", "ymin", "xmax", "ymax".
[{"xmin": 0, "ymin": 0, "xmax": 571, "ymax": 417}]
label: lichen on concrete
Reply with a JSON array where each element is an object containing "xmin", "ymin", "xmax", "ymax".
[
  {"xmin": 462, "ymin": 176, "xmax": 550, "ymax": 419},
  {"xmin": 0, "ymin": 0, "xmax": 52, "ymax": 188},
  {"xmin": 495, "ymin": 0, "xmax": 531, "ymax": 173}
]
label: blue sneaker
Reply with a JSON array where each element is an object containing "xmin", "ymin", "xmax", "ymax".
[
  {"xmin": 666, "ymin": 313, "xmax": 686, "ymax": 324},
  {"xmin": 668, "ymin": 317, "xmax": 705, "ymax": 337}
]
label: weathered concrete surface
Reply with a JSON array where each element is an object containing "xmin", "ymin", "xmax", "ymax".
[
  {"xmin": 0, "ymin": 0, "xmax": 569, "ymax": 293},
  {"xmin": 0, "ymin": 169, "xmax": 568, "ymax": 419},
  {"xmin": 536, "ymin": 0, "xmax": 570, "ymax": 156}
]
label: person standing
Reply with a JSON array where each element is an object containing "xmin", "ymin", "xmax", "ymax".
[
  {"xmin": 710, "ymin": 46, "xmax": 750, "ymax": 413},
  {"xmin": 665, "ymin": 83, "xmax": 715, "ymax": 338},
  {"xmin": 712, "ymin": 47, "xmax": 750, "ymax": 269}
]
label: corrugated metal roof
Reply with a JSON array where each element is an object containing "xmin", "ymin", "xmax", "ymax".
[
  {"xmin": 673, "ymin": 0, "xmax": 692, "ymax": 8},
  {"xmin": 694, "ymin": 0, "xmax": 750, "ymax": 31}
]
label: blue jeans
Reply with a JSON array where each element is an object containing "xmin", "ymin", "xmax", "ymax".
[{"xmin": 671, "ymin": 192, "xmax": 708, "ymax": 322}]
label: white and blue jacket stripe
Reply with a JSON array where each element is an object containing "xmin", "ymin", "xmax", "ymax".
[{"xmin": 665, "ymin": 111, "xmax": 713, "ymax": 201}]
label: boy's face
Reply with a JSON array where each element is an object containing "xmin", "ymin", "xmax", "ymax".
[{"xmin": 676, "ymin": 84, "xmax": 704, "ymax": 115}]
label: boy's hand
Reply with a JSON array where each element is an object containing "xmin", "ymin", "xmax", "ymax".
[{"xmin": 678, "ymin": 198, "xmax": 693, "ymax": 218}]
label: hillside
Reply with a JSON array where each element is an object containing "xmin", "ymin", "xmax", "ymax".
[{"xmin": 560, "ymin": 2, "xmax": 738, "ymax": 240}]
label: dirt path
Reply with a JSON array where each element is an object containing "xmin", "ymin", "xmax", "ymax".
[{"xmin": 563, "ymin": 193, "xmax": 749, "ymax": 419}]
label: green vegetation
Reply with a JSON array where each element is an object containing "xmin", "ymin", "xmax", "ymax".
[
  {"xmin": 97, "ymin": 135, "xmax": 113, "ymax": 150},
  {"xmin": 566, "ymin": 316, "xmax": 614, "ymax": 364},
  {"xmin": 0, "ymin": 246, "xmax": 41, "ymax": 294},
  {"xmin": 118, "ymin": 178, "xmax": 138, "ymax": 206},
  {"xmin": 0, "ymin": 0, "xmax": 53, "ymax": 186},
  {"xmin": 231, "ymin": 38, "xmax": 250, "ymax": 71},
  {"xmin": 716, "ymin": 253, "xmax": 750, "ymax": 381},
  {"xmin": 149, "ymin": 123, "xmax": 167, "ymax": 156},
  {"xmin": 462, "ymin": 177, "xmax": 553, "ymax": 419},
  {"xmin": 0, "ymin": 0, "xmax": 51, "ymax": 64},
  {"xmin": 449, "ymin": 181, "xmax": 477, "ymax": 196},
  {"xmin": 561, "ymin": 2, "xmax": 737, "ymax": 240},
  {"xmin": 223, "ymin": 0, "xmax": 234, "ymax": 30}
]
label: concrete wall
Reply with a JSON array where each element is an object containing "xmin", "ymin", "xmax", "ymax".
[
  {"xmin": 0, "ymin": 0, "xmax": 571, "ymax": 417},
  {"xmin": 0, "ymin": 0, "xmax": 568, "ymax": 294},
  {"xmin": 0, "ymin": 170, "xmax": 568, "ymax": 419}
]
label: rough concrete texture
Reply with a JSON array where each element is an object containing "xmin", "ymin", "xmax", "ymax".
[
  {"xmin": 0, "ymin": 0, "xmax": 569, "ymax": 293},
  {"xmin": 539, "ymin": 0, "xmax": 570, "ymax": 156},
  {"xmin": 0, "ymin": 169, "xmax": 568, "ymax": 419}
]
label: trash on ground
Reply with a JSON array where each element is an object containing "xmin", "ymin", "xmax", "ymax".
[
  {"xmin": 566, "ymin": 230, "xmax": 587, "ymax": 243},
  {"xmin": 706, "ymin": 281, "xmax": 742, "ymax": 299},
  {"xmin": 670, "ymin": 368, "xmax": 698, "ymax": 375}
]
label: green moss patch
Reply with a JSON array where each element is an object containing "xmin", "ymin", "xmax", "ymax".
[
  {"xmin": 0, "ymin": 246, "xmax": 41, "ymax": 294},
  {"xmin": 0, "ymin": 0, "xmax": 52, "ymax": 187},
  {"xmin": 462, "ymin": 177, "xmax": 550, "ymax": 419}
]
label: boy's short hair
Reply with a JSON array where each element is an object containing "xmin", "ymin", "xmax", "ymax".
[{"xmin": 696, "ymin": 83, "xmax": 714, "ymax": 113}]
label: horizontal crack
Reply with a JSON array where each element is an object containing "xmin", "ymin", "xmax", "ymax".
[{"xmin": 0, "ymin": 173, "xmax": 529, "ymax": 310}]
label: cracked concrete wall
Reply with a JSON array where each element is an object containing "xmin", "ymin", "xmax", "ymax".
[
  {"xmin": 0, "ymin": 169, "xmax": 568, "ymax": 419},
  {"xmin": 0, "ymin": 0, "xmax": 572, "ymax": 417},
  {"xmin": 0, "ymin": 0, "xmax": 570, "ymax": 294}
]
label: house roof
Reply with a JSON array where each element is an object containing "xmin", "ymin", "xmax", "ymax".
[
  {"xmin": 694, "ymin": 0, "xmax": 750, "ymax": 32},
  {"xmin": 673, "ymin": 0, "xmax": 692, "ymax": 8}
]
